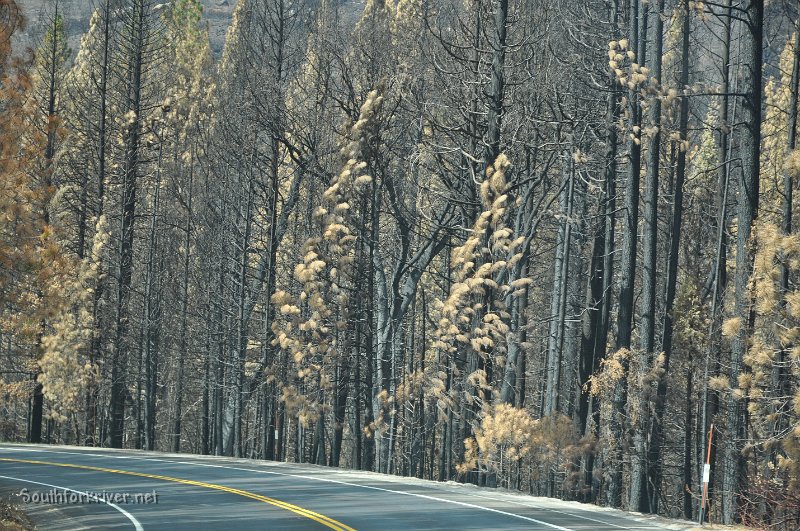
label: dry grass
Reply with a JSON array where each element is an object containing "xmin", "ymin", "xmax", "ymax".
[{"xmin": 0, "ymin": 498, "xmax": 35, "ymax": 531}]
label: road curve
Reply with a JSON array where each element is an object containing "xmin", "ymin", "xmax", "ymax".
[{"xmin": 0, "ymin": 444, "xmax": 683, "ymax": 530}]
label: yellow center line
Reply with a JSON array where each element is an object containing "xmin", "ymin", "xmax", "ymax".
[{"xmin": 0, "ymin": 457, "xmax": 355, "ymax": 531}]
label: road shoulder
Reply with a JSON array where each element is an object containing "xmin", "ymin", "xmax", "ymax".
[{"xmin": 1, "ymin": 486, "xmax": 36, "ymax": 530}]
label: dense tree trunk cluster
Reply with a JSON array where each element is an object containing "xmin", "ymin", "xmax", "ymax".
[{"xmin": 5, "ymin": 0, "xmax": 800, "ymax": 526}]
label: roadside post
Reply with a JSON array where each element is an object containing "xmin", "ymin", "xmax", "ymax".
[{"xmin": 699, "ymin": 424, "xmax": 714, "ymax": 525}]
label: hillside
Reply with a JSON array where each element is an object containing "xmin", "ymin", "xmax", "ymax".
[{"xmin": 17, "ymin": 0, "xmax": 237, "ymax": 56}]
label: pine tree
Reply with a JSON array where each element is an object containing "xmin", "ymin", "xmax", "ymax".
[
  {"xmin": 432, "ymin": 153, "xmax": 529, "ymax": 484},
  {"xmin": 273, "ymin": 88, "xmax": 383, "ymax": 465}
]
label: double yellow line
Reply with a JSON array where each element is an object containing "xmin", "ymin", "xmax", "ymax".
[{"xmin": 0, "ymin": 457, "xmax": 354, "ymax": 531}]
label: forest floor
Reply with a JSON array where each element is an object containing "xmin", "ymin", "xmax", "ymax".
[
  {"xmin": 631, "ymin": 513, "xmax": 754, "ymax": 531},
  {"xmin": 0, "ymin": 497, "xmax": 34, "ymax": 530}
]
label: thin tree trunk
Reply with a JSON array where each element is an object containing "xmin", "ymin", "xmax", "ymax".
[
  {"xmin": 484, "ymin": 0, "xmax": 508, "ymax": 168},
  {"xmin": 143, "ymin": 140, "xmax": 163, "ymax": 451},
  {"xmin": 545, "ymin": 163, "xmax": 575, "ymax": 416},
  {"xmin": 111, "ymin": 0, "xmax": 147, "ymax": 448},
  {"xmin": 723, "ymin": 0, "xmax": 763, "ymax": 523},
  {"xmin": 85, "ymin": 0, "xmax": 112, "ymax": 447},
  {"xmin": 591, "ymin": 2, "xmax": 621, "ymax": 496},
  {"xmin": 684, "ymin": 369, "xmax": 694, "ymax": 519},
  {"xmin": 631, "ymin": 0, "xmax": 664, "ymax": 512},
  {"xmin": 698, "ymin": 1, "xmax": 733, "ymax": 519},
  {"xmin": 652, "ymin": 1, "xmax": 691, "ymax": 516},
  {"xmin": 609, "ymin": 0, "xmax": 643, "ymax": 507},
  {"xmin": 173, "ymin": 151, "xmax": 194, "ymax": 453}
]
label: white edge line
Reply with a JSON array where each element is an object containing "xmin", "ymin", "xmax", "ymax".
[
  {"xmin": 456, "ymin": 490, "xmax": 637, "ymax": 529},
  {"xmin": 2, "ymin": 446, "xmax": 573, "ymax": 531},
  {"xmin": 0, "ymin": 472, "xmax": 144, "ymax": 531}
]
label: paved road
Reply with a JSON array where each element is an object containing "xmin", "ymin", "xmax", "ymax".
[{"xmin": 0, "ymin": 444, "xmax": 680, "ymax": 530}]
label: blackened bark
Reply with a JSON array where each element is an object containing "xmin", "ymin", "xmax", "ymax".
[
  {"xmin": 655, "ymin": 0, "xmax": 691, "ymax": 515},
  {"xmin": 609, "ymin": 0, "xmax": 643, "ymax": 507},
  {"xmin": 723, "ymin": 0, "xmax": 763, "ymax": 523},
  {"xmin": 484, "ymin": 0, "xmax": 508, "ymax": 169},
  {"xmin": 632, "ymin": 0, "xmax": 664, "ymax": 513},
  {"xmin": 111, "ymin": 0, "xmax": 147, "ymax": 449}
]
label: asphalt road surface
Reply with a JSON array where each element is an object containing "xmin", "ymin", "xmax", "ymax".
[{"xmin": 0, "ymin": 444, "xmax": 683, "ymax": 530}]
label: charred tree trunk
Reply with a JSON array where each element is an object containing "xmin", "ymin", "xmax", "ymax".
[
  {"xmin": 631, "ymin": 0, "xmax": 664, "ymax": 513},
  {"xmin": 173, "ymin": 152, "xmax": 194, "ymax": 453},
  {"xmin": 654, "ymin": 0, "xmax": 691, "ymax": 515},
  {"xmin": 723, "ymin": 0, "xmax": 763, "ymax": 524},
  {"xmin": 609, "ymin": 0, "xmax": 643, "ymax": 507},
  {"xmin": 111, "ymin": 0, "xmax": 147, "ymax": 449},
  {"xmin": 545, "ymin": 163, "xmax": 575, "ymax": 416}
]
